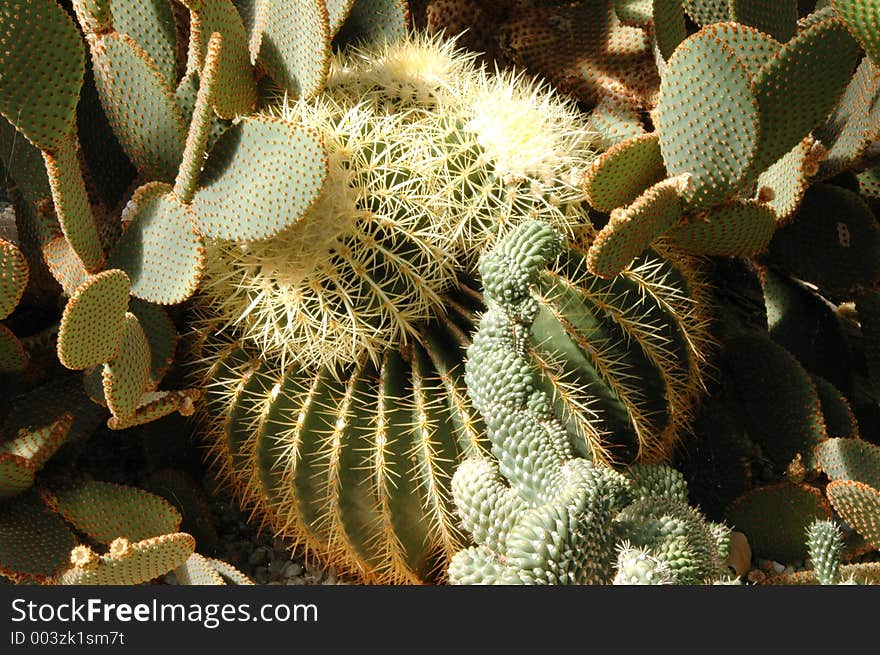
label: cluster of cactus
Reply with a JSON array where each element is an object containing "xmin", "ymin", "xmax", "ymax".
[
  {"xmin": 0, "ymin": 367, "xmax": 249, "ymax": 585},
  {"xmin": 422, "ymin": 2, "xmax": 879, "ymax": 282},
  {"xmin": 672, "ymin": 198, "xmax": 880, "ymax": 582},
  {"xmin": 0, "ymin": 467, "xmax": 251, "ymax": 585},
  {"xmin": 3, "ymin": 0, "xmax": 879, "ymax": 587},
  {"xmin": 185, "ymin": 19, "xmax": 720, "ymax": 582},
  {"xmin": 448, "ymin": 221, "xmax": 736, "ymax": 585}
]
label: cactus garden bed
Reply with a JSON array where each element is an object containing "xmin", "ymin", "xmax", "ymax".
[{"xmin": 2, "ymin": 0, "xmax": 880, "ymax": 587}]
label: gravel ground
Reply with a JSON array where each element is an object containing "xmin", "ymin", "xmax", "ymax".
[{"xmin": 162, "ymin": 469, "xmax": 350, "ymax": 586}]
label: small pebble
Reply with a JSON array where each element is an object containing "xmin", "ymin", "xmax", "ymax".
[
  {"xmin": 747, "ymin": 569, "xmax": 767, "ymax": 584},
  {"xmin": 283, "ymin": 562, "xmax": 303, "ymax": 578}
]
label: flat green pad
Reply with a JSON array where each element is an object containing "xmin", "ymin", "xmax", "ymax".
[
  {"xmin": 0, "ymin": 239, "xmax": 28, "ymax": 319},
  {"xmin": 705, "ymin": 22, "xmax": 780, "ymax": 78},
  {"xmin": 615, "ymin": 0, "xmax": 652, "ymax": 26},
  {"xmin": 0, "ymin": 0, "xmax": 84, "ymax": 150},
  {"xmin": 815, "ymin": 438, "xmax": 880, "ymax": 488},
  {"xmin": 109, "ymin": 0, "xmax": 177, "ymax": 86},
  {"xmin": 0, "ymin": 117, "xmax": 52, "ymax": 210},
  {"xmin": 43, "ymin": 234, "xmax": 89, "ymax": 297},
  {"xmin": 724, "ymin": 334, "xmax": 827, "ymax": 470},
  {"xmin": 50, "ymin": 480, "xmax": 182, "ymax": 544},
  {"xmin": 861, "ymin": 166, "xmax": 880, "ymax": 201},
  {"xmin": 500, "ymin": 2, "xmax": 658, "ymax": 108},
  {"xmin": 833, "ymin": 0, "xmax": 880, "ymax": 64},
  {"xmin": 583, "ymin": 132, "xmax": 666, "ymax": 213},
  {"xmin": 768, "ymin": 183, "xmax": 880, "ymax": 292},
  {"xmin": 0, "ymin": 324, "xmax": 27, "ymax": 374},
  {"xmin": 57, "ymin": 532, "xmax": 196, "ymax": 585},
  {"xmin": 667, "ymin": 198, "xmax": 777, "ymax": 256},
  {"xmin": 750, "ymin": 14, "xmax": 860, "ymax": 175},
  {"xmin": 826, "ymin": 480, "xmax": 880, "ymax": 550},
  {"xmin": 725, "ymin": 483, "xmax": 832, "ymax": 562},
  {"xmin": 0, "ymin": 454, "xmax": 35, "ymax": 500},
  {"xmin": 586, "ymin": 175, "xmax": 686, "ymax": 279},
  {"xmin": 336, "ymin": 0, "xmax": 409, "ymax": 46},
  {"xmin": 0, "ymin": 490, "xmax": 75, "ymax": 582},
  {"xmin": 57, "ymin": 269, "xmax": 131, "ymax": 370},
  {"xmin": 253, "ymin": 0, "xmax": 332, "ymax": 101},
  {"xmin": 655, "ymin": 29, "xmax": 760, "ymax": 209},
  {"xmin": 108, "ymin": 182, "xmax": 205, "ymax": 305},
  {"xmin": 190, "ymin": 116, "xmax": 328, "ymax": 241},
  {"xmin": 653, "ymin": 0, "xmax": 688, "ymax": 60},
  {"xmin": 755, "ymin": 137, "xmax": 812, "ymax": 225},
  {"xmin": 589, "ymin": 94, "xmax": 646, "ymax": 149},
  {"xmin": 327, "ymin": 0, "xmax": 356, "ymax": 36},
  {"xmin": 761, "ymin": 265, "xmax": 860, "ymax": 397},
  {"xmin": 42, "ymin": 139, "xmax": 107, "ymax": 273},
  {"xmin": 814, "ymin": 57, "xmax": 880, "ymax": 180},
  {"xmin": 729, "ymin": 0, "xmax": 798, "ymax": 42},
  {"xmin": 89, "ymin": 32, "xmax": 186, "ymax": 182},
  {"xmin": 0, "ymin": 412, "xmax": 73, "ymax": 478},
  {"xmin": 106, "ymin": 389, "xmax": 200, "ymax": 430},
  {"xmin": 174, "ymin": 552, "xmax": 226, "ymax": 584},
  {"xmin": 682, "ymin": 0, "xmax": 730, "ymax": 25},
  {"xmin": 102, "ymin": 312, "xmax": 152, "ymax": 420},
  {"xmin": 128, "ymin": 299, "xmax": 178, "ymax": 387},
  {"xmin": 188, "ymin": 0, "xmax": 258, "ymax": 118},
  {"xmin": 811, "ymin": 375, "xmax": 859, "ymax": 441}
]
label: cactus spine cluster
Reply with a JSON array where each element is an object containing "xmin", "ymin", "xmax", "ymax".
[{"xmin": 191, "ymin": 33, "xmax": 715, "ymax": 583}]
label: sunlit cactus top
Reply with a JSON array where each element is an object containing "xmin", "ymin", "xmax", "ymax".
[{"xmin": 196, "ymin": 32, "xmax": 600, "ymax": 370}]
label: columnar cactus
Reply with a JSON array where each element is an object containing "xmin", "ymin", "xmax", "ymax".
[{"xmin": 448, "ymin": 220, "xmax": 732, "ymax": 585}]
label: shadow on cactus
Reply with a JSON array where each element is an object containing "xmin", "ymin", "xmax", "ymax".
[
  {"xmin": 187, "ymin": 32, "xmax": 716, "ymax": 584},
  {"xmin": 447, "ymin": 220, "xmax": 735, "ymax": 585}
]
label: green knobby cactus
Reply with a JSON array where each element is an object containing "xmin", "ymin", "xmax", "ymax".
[
  {"xmin": 0, "ymin": 477, "xmax": 193, "ymax": 585},
  {"xmin": 192, "ymin": 227, "xmax": 712, "ymax": 583},
  {"xmin": 447, "ymin": 221, "xmax": 731, "ymax": 585}
]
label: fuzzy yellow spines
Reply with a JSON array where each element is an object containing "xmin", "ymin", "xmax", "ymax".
[
  {"xmin": 193, "ymin": 36, "xmax": 592, "ymax": 372},
  {"xmin": 320, "ymin": 32, "xmax": 599, "ymax": 266},
  {"xmin": 199, "ymin": 99, "xmax": 456, "ymax": 370},
  {"xmin": 442, "ymin": 67, "xmax": 599, "ymax": 267},
  {"xmin": 191, "ymin": 294, "xmax": 484, "ymax": 585}
]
